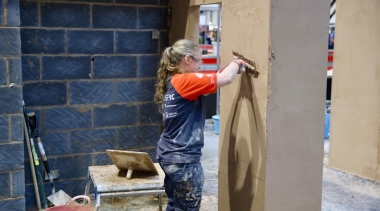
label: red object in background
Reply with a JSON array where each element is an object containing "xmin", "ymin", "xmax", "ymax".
[
  {"xmin": 199, "ymin": 45, "xmax": 219, "ymax": 73},
  {"xmin": 202, "ymin": 57, "xmax": 218, "ymax": 64},
  {"xmin": 328, "ymin": 50, "xmax": 333, "ymax": 70}
]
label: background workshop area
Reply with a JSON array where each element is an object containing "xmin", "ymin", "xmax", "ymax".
[{"xmin": 0, "ymin": 0, "xmax": 380, "ymax": 210}]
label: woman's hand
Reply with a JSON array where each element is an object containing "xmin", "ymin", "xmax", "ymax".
[
  {"xmin": 217, "ymin": 59, "xmax": 246, "ymax": 87},
  {"xmin": 231, "ymin": 59, "xmax": 245, "ymax": 67},
  {"xmin": 218, "ymin": 59, "xmax": 246, "ymax": 73}
]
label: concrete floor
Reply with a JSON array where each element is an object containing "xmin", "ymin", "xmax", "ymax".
[{"xmin": 88, "ymin": 130, "xmax": 380, "ymax": 211}]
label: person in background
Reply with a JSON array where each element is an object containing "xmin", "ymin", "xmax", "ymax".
[
  {"xmin": 206, "ymin": 31, "xmax": 213, "ymax": 44},
  {"xmin": 154, "ymin": 39, "xmax": 246, "ymax": 211},
  {"xmin": 199, "ymin": 28, "xmax": 206, "ymax": 44},
  {"xmin": 328, "ymin": 26, "xmax": 335, "ymax": 49}
]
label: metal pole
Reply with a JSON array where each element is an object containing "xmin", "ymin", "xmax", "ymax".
[{"xmin": 216, "ymin": 3, "xmax": 221, "ymax": 115}]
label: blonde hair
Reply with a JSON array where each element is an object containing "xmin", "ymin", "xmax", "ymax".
[{"xmin": 154, "ymin": 39, "xmax": 200, "ymax": 112}]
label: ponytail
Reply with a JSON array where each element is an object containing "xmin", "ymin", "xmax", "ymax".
[{"xmin": 154, "ymin": 39, "xmax": 200, "ymax": 112}]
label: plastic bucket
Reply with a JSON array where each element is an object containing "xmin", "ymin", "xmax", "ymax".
[{"xmin": 212, "ymin": 115, "xmax": 220, "ymax": 134}]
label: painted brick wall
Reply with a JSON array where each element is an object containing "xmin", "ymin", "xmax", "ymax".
[
  {"xmin": 20, "ymin": 1, "xmax": 169, "ymax": 209},
  {"xmin": 0, "ymin": 0, "xmax": 26, "ymax": 210}
]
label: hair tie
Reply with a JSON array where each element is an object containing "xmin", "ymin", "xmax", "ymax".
[{"xmin": 169, "ymin": 47, "xmax": 173, "ymax": 54}]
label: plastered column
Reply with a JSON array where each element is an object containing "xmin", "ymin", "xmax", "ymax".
[
  {"xmin": 218, "ymin": 0, "xmax": 330, "ymax": 210},
  {"xmin": 329, "ymin": 0, "xmax": 380, "ymax": 182}
]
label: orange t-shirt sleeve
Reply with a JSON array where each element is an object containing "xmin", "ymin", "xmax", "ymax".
[{"xmin": 171, "ymin": 73, "xmax": 217, "ymax": 100}]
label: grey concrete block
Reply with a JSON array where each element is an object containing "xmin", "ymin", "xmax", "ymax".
[
  {"xmin": 42, "ymin": 56, "xmax": 90, "ymax": 80},
  {"xmin": 93, "ymin": 5, "xmax": 137, "ymax": 29},
  {"xmin": 6, "ymin": 0, "xmax": 20, "ymax": 27},
  {"xmin": 118, "ymin": 126, "xmax": 159, "ymax": 149},
  {"xmin": 116, "ymin": 31, "xmax": 158, "ymax": 54},
  {"xmin": 138, "ymin": 7, "xmax": 168, "ymax": 29},
  {"xmin": 53, "ymin": 155, "xmax": 92, "ymax": 179},
  {"xmin": 0, "ymin": 87, "xmax": 23, "ymax": 114},
  {"xmin": 44, "ymin": 106, "xmax": 92, "ymax": 131},
  {"xmin": 160, "ymin": 31, "xmax": 169, "ymax": 52},
  {"xmin": 94, "ymin": 104, "xmax": 137, "ymax": 127},
  {"xmin": 117, "ymin": 79, "xmax": 155, "ymax": 102},
  {"xmin": 0, "ymin": 116, "xmax": 8, "ymax": 143},
  {"xmin": 67, "ymin": 31, "xmax": 113, "ymax": 54},
  {"xmin": 11, "ymin": 115, "xmax": 23, "ymax": 141},
  {"xmin": 23, "ymin": 82, "xmax": 67, "ymax": 106},
  {"xmin": 11, "ymin": 170, "xmax": 25, "ymax": 197},
  {"xmin": 9, "ymin": 57, "xmax": 22, "ymax": 84},
  {"xmin": 138, "ymin": 55, "xmax": 160, "ymax": 78},
  {"xmin": 39, "ymin": 132, "xmax": 68, "ymax": 156},
  {"xmin": 69, "ymin": 81, "xmax": 114, "ymax": 104},
  {"xmin": 0, "ymin": 58, "xmax": 6, "ymax": 85},
  {"xmin": 20, "ymin": 1, "xmax": 39, "ymax": 27},
  {"xmin": 115, "ymin": 0, "xmax": 158, "ymax": 4},
  {"xmin": 70, "ymin": 129, "xmax": 116, "ymax": 153},
  {"xmin": 0, "ymin": 197, "xmax": 25, "ymax": 211},
  {"xmin": 41, "ymin": 3, "xmax": 90, "ymax": 28},
  {"xmin": 21, "ymin": 56, "xmax": 40, "ymax": 81},
  {"xmin": 0, "ymin": 172, "xmax": 10, "ymax": 198},
  {"xmin": 0, "ymin": 143, "xmax": 23, "ymax": 171},
  {"xmin": 94, "ymin": 153, "xmax": 112, "ymax": 166},
  {"xmin": 139, "ymin": 102, "xmax": 161, "ymax": 124},
  {"xmin": 0, "ymin": 28, "xmax": 21, "ymax": 56},
  {"xmin": 21, "ymin": 29, "xmax": 65, "ymax": 54},
  {"xmin": 93, "ymin": 56, "xmax": 137, "ymax": 79}
]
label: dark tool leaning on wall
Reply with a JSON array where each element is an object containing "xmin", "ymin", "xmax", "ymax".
[
  {"xmin": 232, "ymin": 50, "xmax": 259, "ymax": 78},
  {"xmin": 28, "ymin": 112, "xmax": 56, "ymax": 195},
  {"xmin": 23, "ymin": 101, "xmax": 48, "ymax": 210},
  {"xmin": 27, "ymin": 113, "xmax": 72, "ymax": 206}
]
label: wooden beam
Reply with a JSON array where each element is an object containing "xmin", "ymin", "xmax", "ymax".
[
  {"xmin": 190, "ymin": 0, "xmax": 221, "ymax": 6},
  {"xmin": 170, "ymin": 0, "xmax": 200, "ymax": 45}
]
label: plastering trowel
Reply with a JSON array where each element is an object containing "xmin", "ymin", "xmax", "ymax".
[
  {"xmin": 47, "ymin": 190, "xmax": 72, "ymax": 207},
  {"xmin": 232, "ymin": 50, "xmax": 259, "ymax": 78}
]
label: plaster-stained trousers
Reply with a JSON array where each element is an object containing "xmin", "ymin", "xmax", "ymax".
[{"xmin": 159, "ymin": 162, "xmax": 205, "ymax": 211}]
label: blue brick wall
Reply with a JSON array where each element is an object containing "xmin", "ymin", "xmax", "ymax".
[
  {"xmin": 42, "ymin": 56, "xmax": 91, "ymax": 80},
  {"xmin": 23, "ymin": 82, "xmax": 67, "ymax": 106},
  {"xmin": 67, "ymin": 31, "xmax": 114, "ymax": 54},
  {"xmin": 92, "ymin": 5, "xmax": 137, "ymax": 29},
  {"xmin": 21, "ymin": 29, "xmax": 65, "ymax": 54},
  {"xmin": 93, "ymin": 56, "xmax": 137, "ymax": 79},
  {"xmin": 69, "ymin": 81, "xmax": 114, "ymax": 104},
  {"xmin": 116, "ymin": 31, "xmax": 159, "ymax": 54},
  {"xmin": 19, "ymin": 1, "xmax": 169, "ymax": 210},
  {"xmin": 40, "ymin": 3, "xmax": 90, "ymax": 28},
  {"xmin": 21, "ymin": 56, "xmax": 39, "ymax": 81},
  {"xmin": 0, "ymin": 28, "xmax": 21, "ymax": 56},
  {"xmin": 117, "ymin": 79, "xmax": 156, "ymax": 102},
  {"xmin": 0, "ymin": 1, "xmax": 25, "ymax": 209}
]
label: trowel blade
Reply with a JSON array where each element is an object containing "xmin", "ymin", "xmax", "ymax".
[{"xmin": 47, "ymin": 190, "xmax": 72, "ymax": 206}]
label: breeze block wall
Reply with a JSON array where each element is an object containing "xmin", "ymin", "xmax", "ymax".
[
  {"xmin": 20, "ymin": 1, "xmax": 169, "ymax": 209},
  {"xmin": 0, "ymin": 0, "xmax": 26, "ymax": 210}
]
